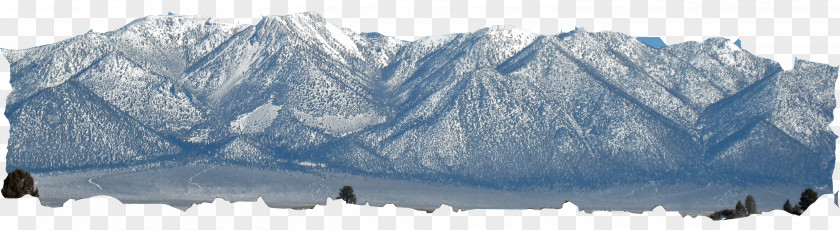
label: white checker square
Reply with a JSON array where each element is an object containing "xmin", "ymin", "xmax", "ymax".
[
  {"xmin": 432, "ymin": 216, "xmax": 449, "ymax": 229},
  {"xmin": 323, "ymin": 0, "xmax": 343, "ymax": 18},
  {"xmin": 252, "ymin": 216, "xmax": 270, "ymax": 230},
  {"xmin": 593, "ymin": 18, "xmax": 612, "ymax": 32},
  {"xmin": 792, "ymin": 0, "xmax": 812, "ymax": 19},
  {"xmin": 216, "ymin": 216, "xmax": 234, "ymax": 229},
  {"xmin": 53, "ymin": 18, "xmax": 72, "ymax": 37},
  {"xmin": 793, "ymin": 215, "xmax": 811, "ymax": 230},
  {"xmin": 35, "ymin": 216, "xmax": 54, "ymax": 230},
  {"xmin": 107, "ymin": 0, "xmax": 127, "ymax": 18},
  {"xmin": 71, "ymin": 216, "xmax": 91, "ymax": 230},
  {"xmin": 17, "ymin": 18, "xmax": 36, "ymax": 36},
  {"xmin": 576, "ymin": 215, "xmax": 595, "ymax": 229},
  {"xmin": 539, "ymin": 0, "xmax": 559, "ymax": 18},
  {"xmin": 774, "ymin": 18, "xmax": 793, "ymax": 36},
  {"xmin": 179, "ymin": 216, "xmax": 198, "ymax": 230},
  {"xmin": 125, "ymin": 204, "xmax": 145, "ymax": 216},
  {"xmin": 142, "ymin": 0, "xmax": 163, "ymax": 17},
  {"xmin": 702, "ymin": 18, "xmax": 721, "ymax": 36},
  {"xmin": 629, "ymin": 18, "xmax": 649, "ymax": 37},
  {"xmin": 612, "ymin": 0, "xmax": 630, "ymax": 19},
  {"xmin": 358, "ymin": 0, "xmax": 377, "ymax": 18},
  {"xmin": 467, "ymin": 0, "xmax": 486, "ymax": 18},
  {"xmin": 430, "ymin": 0, "xmax": 449, "ymax": 18},
  {"xmin": 144, "ymin": 216, "xmax": 162, "ymax": 228},
  {"xmin": 71, "ymin": 0, "xmax": 91, "ymax": 18},
  {"xmin": 737, "ymin": 18, "xmax": 757, "ymax": 36},
  {"xmin": 413, "ymin": 18, "xmax": 433, "ymax": 36},
  {"xmin": 755, "ymin": 1, "xmax": 775, "ymax": 18},
  {"xmin": 34, "ymin": 0, "xmax": 55, "ymax": 18},
  {"xmin": 0, "ymin": 0, "xmax": 18, "ymax": 18},
  {"xmin": 720, "ymin": 0, "xmax": 739, "ymax": 18},
  {"xmin": 504, "ymin": 1, "xmax": 523, "ymax": 18},
  {"xmin": 684, "ymin": 1, "xmax": 702, "ymax": 18},
  {"xmin": 361, "ymin": 216, "xmax": 378, "ymax": 229},
  {"xmin": 810, "ymin": 18, "xmax": 829, "ymax": 36},
  {"xmin": 754, "ymin": 36, "xmax": 775, "ymax": 55},
  {"xmin": 647, "ymin": 0, "xmax": 667, "ymax": 18},
  {"xmin": 575, "ymin": 0, "xmax": 594, "ymax": 18},
  {"xmin": 828, "ymin": 38, "xmax": 840, "ymax": 54},
  {"xmin": 215, "ymin": 0, "xmax": 235, "ymax": 19},
  {"xmin": 792, "ymin": 36, "xmax": 812, "ymax": 54},
  {"xmin": 180, "ymin": 0, "xmax": 199, "ymax": 15},
  {"xmin": 89, "ymin": 198, "xmax": 109, "ymax": 217}
]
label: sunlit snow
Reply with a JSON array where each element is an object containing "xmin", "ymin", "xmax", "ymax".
[
  {"xmin": 293, "ymin": 109, "xmax": 386, "ymax": 137},
  {"xmin": 230, "ymin": 102, "xmax": 283, "ymax": 134}
]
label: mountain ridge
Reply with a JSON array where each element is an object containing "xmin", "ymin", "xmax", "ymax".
[{"xmin": 2, "ymin": 13, "xmax": 835, "ymax": 191}]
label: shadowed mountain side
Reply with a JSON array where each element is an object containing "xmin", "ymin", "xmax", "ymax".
[{"xmin": 1, "ymin": 13, "xmax": 835, "ymax": 192}]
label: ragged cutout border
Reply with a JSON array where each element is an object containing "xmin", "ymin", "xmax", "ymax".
[{"xmin": 1, "ymin": 0, "xmax": 839, "ymax": 229}]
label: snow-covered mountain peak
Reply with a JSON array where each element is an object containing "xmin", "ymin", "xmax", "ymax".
[
  {"xmin": 0, "ymin": 47, "xmax": 22, "ymax": 64},
  {"xmin": 107, "ymin": 15, "xmax": 229, "ymax": 41},
  {"xmin": 415, "ymin": 34, "xmax": 456, "ymax": 47},
  {"xmin": 476, "ymin": 25, "xmax": 534, "ymax": 36},
  {"xmin": 554, "ymin": 26, "xmax": 597, "ymax": 43},
  {"xmin": 440, "ymin": 25, "xmax": 539, "ymax": 69},
  {"xmin": 264, "ymin": 11, "xmax": 323, "ymax": 21},
  {"xmin": 698, "ymin": 37, "xmax": 743, "ymax": 53},
  {"xmin": 253, "ymin": 13, "xmax": 365, "ymax": 62},
  {"xmin": 257, "ymin": 12, "xmax": 334, "ymax": 33},
  {"xmin": 470, "ymin": 25, "xmax": 538, "ymax": 44},
  {"xmin": 3, "ymin": 14, "xmax": 835, "ymax": 192}
]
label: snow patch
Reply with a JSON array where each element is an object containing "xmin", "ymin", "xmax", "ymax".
[
  {"xmin": 209, "ymin": 42, "xmax": 261, "ymax": 102},
  {"xmin": 416, "ymin": 34, "xmax": 455, "ymax": 47},
  {"xmin": 324, "ymin": 23, "xmax": 360, "ymax": 55},
  {"xmin": 293, "ymin": 109, "xmax": 385, "ymax": 137},
  {"xmin": 725, "ymin": 39, "xmax": 741, "ymax": 51},
  {"xmin": 230, "ymin": 102, "xmax": 283, "ymax": 134},
  {"xmin": 298, "ymin": 161, "xmax": 326, "ymax": 168}
]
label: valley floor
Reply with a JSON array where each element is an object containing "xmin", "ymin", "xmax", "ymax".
[{"xmin": 33, "ymin": 164, "xmax": 815, "ymax": 216}]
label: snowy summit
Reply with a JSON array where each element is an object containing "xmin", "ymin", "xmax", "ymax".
[{"xmin": 1, "ymin": 13, "xmax": 835, "ymax": 192}]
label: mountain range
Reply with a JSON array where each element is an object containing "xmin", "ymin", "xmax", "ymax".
[{"xmin": 2, "ymin": 13, "xmax": 835, "ymax": 190}]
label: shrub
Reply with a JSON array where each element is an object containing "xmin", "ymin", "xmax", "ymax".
[
  {"xmin": 2, "ymin": 169, "xmax": 40, "ymax": 198},
  {"xmin": 708, "ymin": 209, "xmax": 739, "ymax": 220},
  {"xmin": 338, "ymin": 185, "xmax": 357, "ymax": 204}
]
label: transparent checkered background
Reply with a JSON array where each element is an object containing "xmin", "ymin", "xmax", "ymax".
[{"xmin": 0, "ymin": 0, "xmax": 839, "ymax": 229}]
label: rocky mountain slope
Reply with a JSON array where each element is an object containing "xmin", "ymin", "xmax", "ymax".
[{"xmin": 2, "ymin": 13, "xmax": 835, "ymax": 190}]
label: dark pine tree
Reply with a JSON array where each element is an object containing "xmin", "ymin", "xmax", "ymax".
[
  {"xmin": 2, "ymin": 168, "xmax": 40, "ymax": 198},
  {"xmin": 745, "ymin": 195, "xmax": 757, "ymax": 215},
  {"xmin": 798, "ymin": 188, "xmax": 818, "ymax": 213},
  {"xmin": 783, "ymin": 200, "xmax": 794, "ymax": 214},
  {"xmin": 735, "ymin": 200, "xmax": 747, "ymax": 217},
  {"xmin": 708, "ymin": 209, "xmax": 739, "ymax": 220},
  {"xmin": 338, "ymin": 185, "xmax": 357, "ymax": 204}
]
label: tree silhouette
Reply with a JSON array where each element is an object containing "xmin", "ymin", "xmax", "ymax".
[
  {"xmin": 708, "ymin": 209, "xmax": 739, "ymax": 220},
  {"xmin": 2, "ymin": 168, "xmax": 40, "ymax": 198},
  {"xmin": 783, "ymin": 199, "xmax": 803, "ymax": 215},
  {"xmin": 798, "ymin": 188, "xmax": 818, "ymax": 213},
  {"xmin": 338, "ymin": 185, "xmax": 357, "ymax": 204},
  {"xmin": 745, "ymin": 195, "xmax": 757, "ymax": 215},
  {"xmin": 783, "ymin": 200, "xmax": 793, "ymax": 214},
  {"xmin": 735, "ymin": 200, "xmax": 747, "ymax": 217}
]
